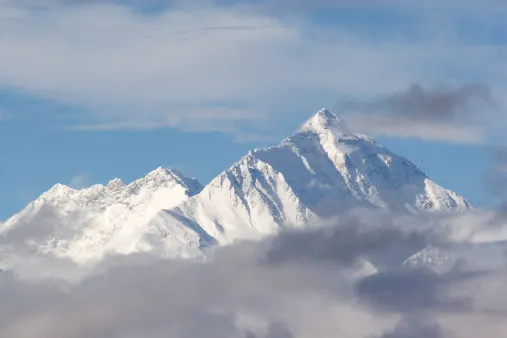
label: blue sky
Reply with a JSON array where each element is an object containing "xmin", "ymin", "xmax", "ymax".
[{"xmin": 0, "ymin": 0, "xmax": 506, "ymax": 219}]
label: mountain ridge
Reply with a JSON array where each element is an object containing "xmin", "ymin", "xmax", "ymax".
[
  {"xmin": 0, "ymin": 108, "xmax": 472, "ymax": 267},
  {"xmin": 161, "ymin": 108, "xmax": 471, "ymax": 245}
]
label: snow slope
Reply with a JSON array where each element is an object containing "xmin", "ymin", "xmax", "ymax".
[
  {"xmin": 402, "ymin": 245, "xmax": 454, "ymax": 269},
  {"xmin": 1, "ymin": 109, "xmax": 472, "ymax": 266},
  {"xmin": 164, "ymin": 109, "xmax": 471, "ymax": 244},
  {"xmin": 0, "ymin": 167, "xmax": 209, "ymax": 264}
]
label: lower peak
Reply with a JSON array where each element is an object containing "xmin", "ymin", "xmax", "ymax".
[{"xmin": 107, "ymin": 178, "xmax": 125, "ymax": 189}]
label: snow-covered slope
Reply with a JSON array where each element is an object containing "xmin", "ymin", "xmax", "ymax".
[
  {"xmin": 402, "ymin": 245, "xmax": 454, "ymax": 269},
  {"xmin": 1, "ymin": 108, "xmax": 472, "ymax": 266},
  {"xmin": 0, "ymin": 167, "xmax": 209, "ymax": 265},
  {"xmin": 163, "ymin": 109, "xmax": 472, "ymax": 244}
]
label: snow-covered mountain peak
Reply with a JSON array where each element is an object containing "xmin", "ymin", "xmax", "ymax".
[
  {"xmin": 144, "ymin": 166, "xmax": 181, "ymax": 181},
  {"xmin": 158, "ymin": 108, "xmax": 472, "ymax": 249},
  {"xmin": 1, "ymin": 167, "xmax": 208, "ymax": 264},
  {"xmin": 299, "ymin": 108, "xmax": 351, "ymax": 136},
  {"xmin": 402, "ymin": 245, "xmax": 454, "ymax": 270},
  {"xmin": 1, "ymin": 108, "xmax": 473, "ymax": 267},
  {"xmin": 107, "ymin": 178, "xmax": 125, "ymax": 189},
  {"xmin": 45, "ymin": 183, "xmax": 74, "ymax": 195},
  {"xmin": 139, "ymin": 167, "xmax": 203, "ymax": 196}
]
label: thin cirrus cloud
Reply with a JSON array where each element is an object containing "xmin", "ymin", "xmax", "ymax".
[{"xmin": 0, "ymin": 0, "xmax": 505, "ymax": 141}]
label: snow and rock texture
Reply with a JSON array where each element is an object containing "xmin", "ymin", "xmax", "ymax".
[
  {"xmin": 165, "ymin": 109, "xmax": 472, "ymax": 244},
  {"xmin": 402, "ymin": 245, "xmax": 454, "ymax": 269},
  {"xmin": 0, "ymin": 109, "xmax": 472, "ymax": 266},
  {"xmin": 0, "ymin": 167, "xmax": 208, "ymax": 265},
  {"xmin": 402, "ymin": 241, "xmax": 507, "ymax": 273}
]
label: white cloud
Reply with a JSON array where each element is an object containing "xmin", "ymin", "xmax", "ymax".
[
  {"xmin": 69, "ymin": 173, "xmax": 90, "ymax": 189},
  {"xmin": 1, "ymin": 209, "xmax": 507, "ymax": 337},
  {"xmin": 345, "ymin": 113, "xmax": 489, "ymax": 145},
  {"xmin": 0, "ymin": 1, "xmax": 505, "ymax": 139}
]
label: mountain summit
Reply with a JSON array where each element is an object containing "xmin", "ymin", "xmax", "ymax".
[
  {"xmin": 300, "ymin": 108, "xmax": 351, "ymax": 135},
  {"xmin": 164, "ymin": 108, "xmax": 471, "ymax": 244},
  {"xmin": 0, "ymin": 109, "xmax": 471, "ymax": 266},
  {"xmin": 1, "ymin": 166, "xmax": 206, "ymax": 265}
]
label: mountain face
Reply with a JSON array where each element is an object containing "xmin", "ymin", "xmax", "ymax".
[
  {"xmin": 0, "ymin": 109, "xmax": 471, "ymax": 266},
  {"xmin": 0, "ymin": 168, "xmax": 207, "ymax": 265},
  {"xmin": 164, "ymin": 109, "xmax": 471, "ymax": 244},
  {"xmin": 402, "ymin": 245, "xmax": 454, "ymax": 270}
]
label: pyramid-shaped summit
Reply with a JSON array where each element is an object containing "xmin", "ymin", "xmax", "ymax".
[
  {"xmin": 299, "ymin": 108, "xmax": 350, "ymax": 134},
  {"xmin": 1, "ymin": 109, "xmax": 472, "ymax": 266},
  {"xmin": 163, "ymin": 108, "xmax": 472, "ymax": 244}
]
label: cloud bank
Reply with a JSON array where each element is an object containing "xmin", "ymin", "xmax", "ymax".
[{"xmin": 1, "ymin": 210, "xmax": 507, "ymax": 338}]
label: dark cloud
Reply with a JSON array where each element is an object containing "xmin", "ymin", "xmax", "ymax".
[
  {"xmin": 344, "ymin": 83, "xmax": 501, "ymax": 144},
  {"xmin": 377, "ymin": 316, "xmax": 446, "ymax": 338},
  {"xmin": 265, "ymin": 214, "xmax": 443, "ymax": 268},
  {"xmin": 246, "ymin": 322, "xmax": 294, "ymax": 338},
  {"xmin": 356, "ymin": 254, "xmax": 507, "ymax": 338},
  {"xmin": 357, "ymin": 269, "xmax": 443, "ymax": 312},
  {"xmin": 384, "ymin": 83, "xmax": 496, "ymax": 122},
  {"xmin": 355, "ymin": 268, "xmax": 474, "ymax": 313}
]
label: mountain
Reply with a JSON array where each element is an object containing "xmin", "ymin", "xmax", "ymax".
[
  {"xmin": 402, "ymin": 245, "xmax": 454, "ymax": 270},
  {"xmin": 0, "ymin": 109, "xmax": 472, "ymax": 267},
  {"xmin": 163, "ymin": 109, "xmax": 471, "ymax": 244},
  {"xmin": 0, "ymin": 168, "xmax": 208, "ymax": 266}
]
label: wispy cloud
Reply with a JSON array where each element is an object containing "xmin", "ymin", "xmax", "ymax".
[
  {"xmin": 0, "ymin": 1, "xmax": 505, "ymax": 140},
  {"xmin": 344, "ymin": 83, "xmax": 503, "ymax": 144},
  {"xmin": 69, "ymin": 172, "xmax": 90, "ymax": 189}
]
